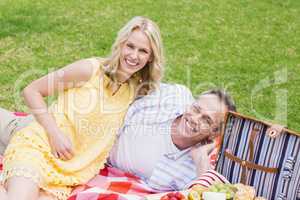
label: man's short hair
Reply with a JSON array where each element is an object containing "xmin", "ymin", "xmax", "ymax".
[{"xmin": 201, "ymin": 89, "xmax": 236, "ymax": 112}]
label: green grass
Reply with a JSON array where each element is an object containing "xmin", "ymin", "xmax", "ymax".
[{"xmin": 0, "ymin": 0, "xmax": 299, "ymax": 131}]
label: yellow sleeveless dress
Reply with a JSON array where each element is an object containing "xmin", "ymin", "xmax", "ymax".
[{"xmin": 1, "ymin": 58, "xmax": 136, "ymax": 200}]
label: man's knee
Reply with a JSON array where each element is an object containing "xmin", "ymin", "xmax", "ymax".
[
  {"xmin": 0, "ymin": 108, "xmax": 16, "ymax": 153},
  {"xmin": 0, "ymin": 108, "xmax": 33, "ymax": 154}
]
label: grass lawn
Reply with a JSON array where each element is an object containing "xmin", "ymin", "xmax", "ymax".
[{"xmin": 0, "ymin": 0, "xmax": 299, "ymax": 131}]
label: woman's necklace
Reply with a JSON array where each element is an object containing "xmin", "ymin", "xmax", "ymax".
[{"xmin": 111, "ymin": 80, "xmax": 126, "ymax": 96}]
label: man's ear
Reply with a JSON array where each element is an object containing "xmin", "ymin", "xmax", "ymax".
[{"xmin": 210, "ymin": 125, "xmax": 221, "ymax": 139}]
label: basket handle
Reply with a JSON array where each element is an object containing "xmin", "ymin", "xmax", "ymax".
[{"xmin": 224, "ymin": 150, "xmax": 279, "ymax": 184}]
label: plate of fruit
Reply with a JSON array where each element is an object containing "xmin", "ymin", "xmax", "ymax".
[
  {"xmin": 188, "ymin": 183, "xmax": 266, "ymax": 200},
  {"xmin": 160, "ymin": 191, "xmax": 187, "ymax": 200},
  {"xmin": 146, "ymin": 183, "xmax": 266, "ymax": 200}
]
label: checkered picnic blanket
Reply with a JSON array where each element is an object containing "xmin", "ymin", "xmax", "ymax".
[
  {"xmin": 0, "ymin": 155, "xmax": 228, "ymax": 200},
  {"xmin": 68, "ymin": 164, "xmax": 159, "ymax": 200}
]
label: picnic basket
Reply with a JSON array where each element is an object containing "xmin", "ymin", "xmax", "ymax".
[{"xmin": 216, "ymin": 111, "xmax": 300, "ymax": 200}]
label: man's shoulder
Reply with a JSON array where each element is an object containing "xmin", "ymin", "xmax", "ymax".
[
  {"xmin": 124, "ymin": 83, "xmax": 194, "ymax": 124},
  {"xmin": 158, "ymin": 83, "xmax": 192, "ymax": 95},
  {"xmin": 134, "ymin": 83, "xmax": 194, "ymax": 107},
  {"xmin": 157, "ymin": 83, "xmax": 194, "ymax": 105},
  {"xmin": 145, "ymin": 83, "xmax": 194, "ymax": 103}
]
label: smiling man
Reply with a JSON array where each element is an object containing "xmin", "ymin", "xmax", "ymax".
[
  {"xmin": 171, "ymin": 91, "xmax": 230, "ymax": 150},
  {"xmin": 109, "ymin": 84, "xmax": 236, "ymax": 191}
]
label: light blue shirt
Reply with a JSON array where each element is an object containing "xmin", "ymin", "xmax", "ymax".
[{"xmin": 109, "ymin": 83, "xmax": 197, "ymax": 191}]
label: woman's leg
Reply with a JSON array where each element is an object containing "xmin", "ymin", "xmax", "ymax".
[
  {"xmin": 6, "ymin": 176, "xmax": 39, "ymax": 200},
  {"xmin": 0, "ymin": 184, "xmax": 8, "ymax": 200},
  {"xmin": 38, "ymin": 191, "xmax": 58, "ymax": 200},
  {"xmin": 3, "ymin": 178, "xmax": 57, "ymax": 200}
]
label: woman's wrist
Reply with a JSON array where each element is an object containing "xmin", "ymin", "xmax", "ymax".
[
  {"xmin": 34, "ymin": 112, "xmax": 60, "ymax": 137},
  {"xmin": 45, "ymin": 124, "xmax": 62, "ymax": 137}
]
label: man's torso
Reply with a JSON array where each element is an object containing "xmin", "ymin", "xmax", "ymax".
[{"xmin": 108, "ymin": 83, "xmax": 197, "ymax": 190}]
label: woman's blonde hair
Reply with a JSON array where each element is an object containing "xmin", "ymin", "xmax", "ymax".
[{"xmin": 103, "ymin": 16, "xmax": 165, "ymax": 96}]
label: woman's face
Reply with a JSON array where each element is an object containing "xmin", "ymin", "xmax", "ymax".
[{"xmin": 119, "ymin": 29, "xmax": 152, "ymax": 79}]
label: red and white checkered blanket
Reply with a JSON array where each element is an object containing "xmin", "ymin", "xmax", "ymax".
[
  {"xmin": 0, "ymin": 155, "xmax": 157, "ymax": 200},
  {"xmin": 0, "ymin": 155, "xmax": 228, "ymax": 200},
  {"xmin": 68, "ymin": 164, "xmax": 160, "ymax": 200}
]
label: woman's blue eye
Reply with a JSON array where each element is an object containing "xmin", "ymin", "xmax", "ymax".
[
  {"xmin": 127, "ymin": 44, "xmax": 134, "ymax": 49},
  {"xmin": 140, "ymin": 49, "xmax": 148, "ymax": 54}
]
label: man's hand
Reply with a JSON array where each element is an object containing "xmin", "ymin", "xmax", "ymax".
[
  {"xmin": 190, "ymin": 141, "xmax": 216, "ymax": 176},
  {"xmin": 48, "ymin": 130, "xmax": 74, "ymax": 160}
]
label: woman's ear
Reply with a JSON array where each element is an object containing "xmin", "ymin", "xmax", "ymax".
[{"xmin": 148, "ymin": 54, "xmax": 154, "ymax": 63}]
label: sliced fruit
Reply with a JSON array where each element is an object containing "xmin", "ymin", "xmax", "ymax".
[{"xmin": 188, "ymin": 190, "xmax": 201, "ymax": 200}]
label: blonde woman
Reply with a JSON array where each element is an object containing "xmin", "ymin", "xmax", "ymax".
[{"xmin": 0, "ymin": 16, "xmax": 164, "ymax": 200}]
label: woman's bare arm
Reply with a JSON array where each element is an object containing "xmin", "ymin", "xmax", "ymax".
[{"xmin": 22, "ymin": 58, "xmax": 96, "ymax": 160}]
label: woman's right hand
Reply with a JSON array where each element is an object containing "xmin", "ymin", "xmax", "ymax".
[{"xmin": 48, "ymin": 130, "xmax": 74, "ymax": 160}]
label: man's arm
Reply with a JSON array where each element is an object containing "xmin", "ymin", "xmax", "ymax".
[{"xmin": 190, "ymin": 142, "xmax": 216, "ymax": 176}]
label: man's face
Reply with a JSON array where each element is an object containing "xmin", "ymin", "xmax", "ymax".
[{"xmin": 176, "ymin": 94, "xmax": 227, "ymax": 144}]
